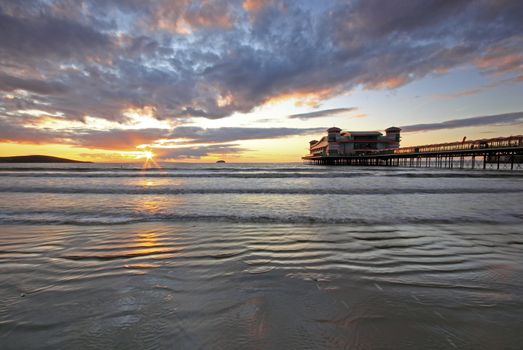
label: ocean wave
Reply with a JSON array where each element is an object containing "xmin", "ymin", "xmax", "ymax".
[
  {"xmin": 0, "ymin": 171, "xmax": 520, "ymax": 179},
  {"xmin": 0, "ymin": 172, "xmax": 374, "ymax": 178},
  {"xmin": 0, "ymin": 186, "xmax": 521, "ymax": 195},
  {"xmin": 0, "ymin": 212, "xmax": 519, "ymax": 226},
  {"xmin": 0, "ymin": 166, "xmax": 328, "ymax": 173}
]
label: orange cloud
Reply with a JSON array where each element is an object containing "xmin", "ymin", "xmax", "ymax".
[
  {"xmin": 367, "ymin": 76, "xmax": 409, "ymax": 90},
  {"xmin": 434, "ymin": 88, "xmax": 483, "ymax": 100},
  {"xmin": 473, "ymin": 44, "xmax": 523, "ymax": 79},
  {"xmin": 147, "ymin": 0, "xmax": 234, "ymax": 34},
  {"xmin": 185, "ymin": 11, "xmax": 232, "ymax": 29},
  {"xmin": 73, "ymin": 129, "xmax": 167, "ymax": 150},
  {"xmin": 264, "ymin": 87, "xmax": 336, "ymax": 108},
  {"xmin": 475, "ymin": 52, "xmax": 523, "ymax": 74},
  {"xmin": 243, "ymin": 0, "xmax": 269, "ymax": 12}
]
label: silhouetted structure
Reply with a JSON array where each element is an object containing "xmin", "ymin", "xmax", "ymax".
[{"xmin": 309, "ymin": 126, "xmax": 401, "ymax": 156}]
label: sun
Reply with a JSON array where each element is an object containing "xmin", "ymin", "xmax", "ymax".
[
  {"xmin": 142, "ymin": 150, "xmax": 154, "ymax": 160},
  {"xmin": 139, "ymin": 150, "xmax": 160, "ymax": 169}
]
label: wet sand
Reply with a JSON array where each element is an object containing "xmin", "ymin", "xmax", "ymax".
[{"xmin": 1, "ymin": 222, "xmax": 522, "ymax": 349}]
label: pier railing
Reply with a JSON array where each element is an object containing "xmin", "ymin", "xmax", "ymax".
[{"xmin": 376, "ymin": 135, "xmax": 523, "ymax": 155}]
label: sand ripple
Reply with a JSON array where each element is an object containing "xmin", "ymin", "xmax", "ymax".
[{"xmin": 1, "ymin": 222, "xmax": 523, "ymax": 349}]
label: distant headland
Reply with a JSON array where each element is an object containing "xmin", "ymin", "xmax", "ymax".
[{"xmin": 0, "ymin": 155, "xmax": 91, "ymax": 163}]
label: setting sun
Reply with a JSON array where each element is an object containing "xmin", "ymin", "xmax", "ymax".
[
  {"xmin": 138, "ymin": 149, "xmax": 160, "ymax": 169},
  {"xmin": 139, "ymin": 150, "xmax": 154, "ymax": 160}
]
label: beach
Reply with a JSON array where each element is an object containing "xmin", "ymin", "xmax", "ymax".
[{"xmin": 1, "ymin": 163, "xmax": 523, "ymax": 349}]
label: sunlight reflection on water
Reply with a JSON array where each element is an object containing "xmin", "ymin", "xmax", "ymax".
[{"xmin": 0, "ymin": 164, "xmax": 522, "ymax": 349}]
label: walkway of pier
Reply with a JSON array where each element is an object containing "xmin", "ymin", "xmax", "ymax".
[{"xmin": 303, "ymin": 136, "xmax": 523, "ymax": 170}]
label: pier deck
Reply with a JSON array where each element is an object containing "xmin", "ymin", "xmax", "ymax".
[{"xmin": 303, "ymin": 136, "xmax": 523, "ymax": 170}]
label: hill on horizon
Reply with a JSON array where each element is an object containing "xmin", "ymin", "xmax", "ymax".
[{"xmin": 0, "ymin": 155, "xmax": 91, "ymax": 163}]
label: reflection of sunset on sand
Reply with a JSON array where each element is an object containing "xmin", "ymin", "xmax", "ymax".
[
  {"xmin": 136, "ymin": 232, "xmax": 158, "ymax": 248},
  {"xmin": 125, "ymin": 231, "xmax": 174, "ymax": 260},
  {"xmin": 2, "ymin": 217, "xmax": 523, "ymax": 348}
]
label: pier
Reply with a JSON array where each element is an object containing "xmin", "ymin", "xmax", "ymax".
[{"xmin": 303, "ymin": 136, "xmax": 523, "ymax": 170}]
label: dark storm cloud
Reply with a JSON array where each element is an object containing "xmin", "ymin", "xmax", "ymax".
[
  {"xmin": 0, "ymin": 8, "xmax": 113, "ymax": 64},
  {"xmin": 0, "ymin": 116, "xmax": 68, "ymax": 144},
  {"xmin": 401, "ymin": 112, "xmax": 523, "ymax": 132},
  {"xmin": 169, "ymin": 126, "xmax": 324, "ymax": 143},
  {"xmin": 288, "ymin": 108, "xmax": 357, "ymax": 120},
  {"xmin": 0, "ymin": 72, "xmax": 67, "ymax": 95},
  {"xmin": 1, "ymin": 0, "xmax": 523, "ymax": 145}
]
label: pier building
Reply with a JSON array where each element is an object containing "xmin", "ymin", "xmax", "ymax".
[{"xmin": 309, "ymin": 127, "xmax": 401, "ymax": 156}]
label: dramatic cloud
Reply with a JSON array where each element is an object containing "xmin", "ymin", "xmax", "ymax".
[
  {"xmin": 168, "ymin": 126, "xmax": 324, "ymax": 143},
  {"xmin": 0, "ymin": 73, "xmax": 67, "ymax": 95},
  {"xmin": 73, "ymin": 128, "xmax": 169, "ymax": 150},
  {"xmin": 0, "ymin": 110, "xmax": 322, "ymax": 154},
  {"xmin": 0, "ymin": 0, "xmax": 522, "ymax": 127},
  {"xmin": 0, "ymin": 122, "xmax": 66, "ymax": 145},
  {"xmin": 71, "ymin": 126, "xmax": 322, "ymax": 149},
  {"xmin": 0, "ymin": 7, "xmax": 113, "ymax": 65},
  {"xmin": 288, "ymin": 108, "xmax": 357, "ymax": 120},
  {"xmin": 157, "ymin": 144, "xmax": 246, "ymax": 160},
  {"xmin": 401, "ymin": 112, "xmax": 523, "ymax": 132},
  {"xmin": 0, "ymin": 114, "xmax": 169, "ymax": 148}
]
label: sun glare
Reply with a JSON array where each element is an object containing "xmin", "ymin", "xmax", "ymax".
[
  {"xmin": 142, "ymin": 150, "xmax": 154, "ymax": 160},
  {"xmin": 138, "ymin": 149, "xmax": 161, "ymax": 169}
]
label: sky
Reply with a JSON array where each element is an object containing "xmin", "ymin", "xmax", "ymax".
[{"xmin": 1, "ymin": 0, "xmax": 522, "ymax": 163}]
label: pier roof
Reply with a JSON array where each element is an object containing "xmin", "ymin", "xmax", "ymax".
[{"xmin": 342, "ymin": 131, "xmax": 383, "ymax": 135}]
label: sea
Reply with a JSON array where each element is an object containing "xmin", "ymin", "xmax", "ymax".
[{"xmin": 1, "ymin": 163, "xmax": 522, "ymax": 349}]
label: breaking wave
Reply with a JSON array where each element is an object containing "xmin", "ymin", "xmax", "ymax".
[
  {"xmin": 0, "ymin": 186, "xmax": 522, "ymax": 195},
  {"xmin": 0, "ymin": 211, "xmax": 519, "ymax": 226}
]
